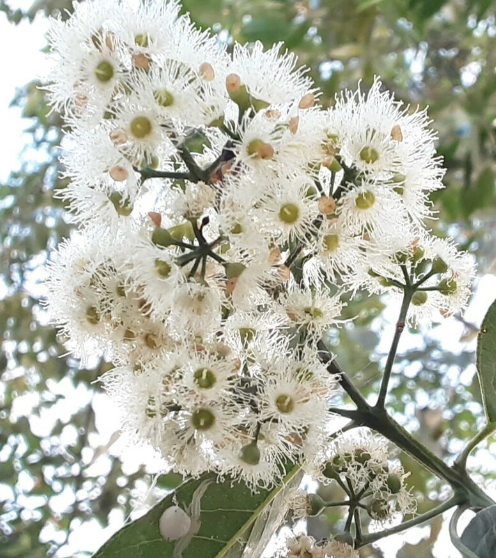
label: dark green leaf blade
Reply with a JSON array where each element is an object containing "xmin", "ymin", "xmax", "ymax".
[
  {"xmin": 460, "ymin": 505, "xmax": 496, "ymax": 558},
  {"xmin": 93, "ymin": 466, "xmax": 301, "ymax": 558},
  {"xmin": 476, "ymin": 298, "xmax": 496, "ymax": 423}
]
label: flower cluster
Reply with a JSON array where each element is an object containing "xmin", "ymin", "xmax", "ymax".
[
  {"xmin": 285, "ymin": 536, "xmax": 358, "ymax": 558},
  {"xmin": 45, "ymin": 0, "xmax": 474, "ymax": 488}
]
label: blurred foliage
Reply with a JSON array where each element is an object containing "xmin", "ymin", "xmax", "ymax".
[{"xmin": 2, "ymin": 0, "xmax": 496, "ymax": 556}]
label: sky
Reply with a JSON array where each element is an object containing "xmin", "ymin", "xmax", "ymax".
[{"xmin": 1, "ymin": 5, "xmax": 495, "ymax": 558}]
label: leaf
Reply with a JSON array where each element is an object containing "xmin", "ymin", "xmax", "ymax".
[
  {"xmin": 476, "ymin": 298, "xmax": 496, "ymax": 423},
  {"xmin": 93, "ymin": 466, "xmax": 301, "ymax": 558},
  {"xmin": 460, "ymin": 505, "xmax": 496, "ymax": 558}
]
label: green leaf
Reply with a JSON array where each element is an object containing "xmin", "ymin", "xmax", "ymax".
[
  {"xmin": 477, "ymin": 298, "xmax": 496, "ymax": 423},
  {"xmin": 460, "ymin": 505, "xmax": 496, "ymax": 558},
  {"xmin": 93, "ymin": 466, "xmax": 301, "ymax": 558}
]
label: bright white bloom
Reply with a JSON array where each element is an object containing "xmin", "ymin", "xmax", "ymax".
[{"xmin": 44, "ymin": 0, "xmax": 473, "ymax": 492}]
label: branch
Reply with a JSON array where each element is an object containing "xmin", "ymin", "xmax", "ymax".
[
  {"xmin": 136, "ymin": 167, "xmax": 193, "ymax": 182},
  {"xmin": 375, "ymin": 287, "xmax": 413, "ymax": 408},
  {"xmin": 317, "ymin": 340, "xmax": 369, "ymax": 411},
  {"xmin": 454, "ymin": 422, "xmax": 496, "ymax": 470},
  {"xmin": 358, "ymin": 495, "xmax": 462, "ymax": 548}
]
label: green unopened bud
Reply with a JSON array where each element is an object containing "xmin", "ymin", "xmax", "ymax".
[
  {"xmin": 412, "ymin": 246, "xmax": 425, "ymax": 263},
  {"xmin": 130, "ymin": 116, "xmax": 152, "ymax": 138},
  {"xmin": 109, "ymin": 192, "xmax": 133, "ymax": 216},
  {"xmin": 152, "ymin": 227, "xmax": 175, "ymax": 248},
  {"xmin": 307, "ymin": 493, "xmax": 327, "ymax": 516},
  {"xmin": 155, "ymin": 259, "xmax": 172, "ymax": 278},
  {"xmin": 323, "ymin": 234, "xmax": 340, "ymax": 252},
  {"xmin": 192, "ymin": 408, "xmax": 215, "ymax": 430},
  {"xmin": 135, "ymin": 33, "xmax": 149, "ymax": 47},
  {"xmin": 154, "ymin": 89, "xmax": 174, "ymax": 107},
  {"xmin": 412, "ymin": 291, "xmax": 428, "ymax": 306},
  {"xmin": 386, "ymin": 474, "xmax": 402, "ymax": 494},
  {"xmin": 194, "ymin": 368, "xmax": 216, "ymax": 389},
  {"xmin": 86, "ymin": 306, "xmax": 100, "ymax": 325},
  {"xmin": 276, "ymin": 395, "xmax": 294, "ymax": 414},
  {"xmin": 252, "ymin": 97, "xmax": 270, "ymax": 111},
  {"xmin": 240, "ymin": 442, "xmax": 261, "ymax": 465},
  {"xmin": 438, "ymin": 278, "xmax": 457, "ymax": 295},
  {"xmin": 279, "ymin": 203, "xmax": 300, "ymax": 224},
  {"xmin": 431, "ymin": 256, "xmax": 449, "ymax": 274},
  {"xmin": 394, "ymin": 251, "xmax": 408, "ymax": 264},
  {"xmin": 367, "ymin": 497, "xmax": 390, "ymax": 520},
  {"xmin": 359, "ymin": 146, "xmax": 379, "ymax": 163},
  {"xmin": 322, "ymin": 461, "xmax": 340, "ymax": 479},
  {"xmin": 378, "ymin": 277, "xmax": 394, "ymax": 287},
  {"xmin": 329, "ymin": 157, "xmax": 343, "ymax": 173},
  {"xmin": 335, "ymin": 533, "xmax": 355, "ymax": 546},
  {"xmin": 208, "ymin": 115, "xmax": 224, "ymax": 128},
  {"xmin": 355, "ymin": 191, "xmax": 375, "ymax": 209},
  {"xmin": 168, "ymin": 222, "xmax": 195, "ymax": 242},
  {"xmin": 239, "ymin": 327, "xmax": 256, "ymax": 345},
  {"xmin": 224, "ymin": 262, "xmax": 246, "ymax": 280},
  {"xmin": 94, "ymin": 60, "xmax": 114, "ymax": 83}
]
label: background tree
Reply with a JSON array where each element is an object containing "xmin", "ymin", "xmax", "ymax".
[{"xmin": 1, "ymin": 1, "xmax": 496, "ymax": 557}]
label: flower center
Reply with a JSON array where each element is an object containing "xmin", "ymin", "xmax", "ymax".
[
  {"xmin": 94, "ymin": 60, "xmax": 115, "ymax": 83},
  {"xmin": 355, "ymin": 191, "xmax": 375, "ymax": 209},
  {"xmin": 155, "ymin": 259, "xmax": 172, "ymax": 277},
  {"xmin": 154, "ymin": 89, "xmax": 174, "ymax": 107},
  {"xmin": 193, "ymin": 368, "xmax": 216, "ymax": 389},
  {"xmin": 276, "ymin": 394, "xmax": 294, "ymax": 414},
  {"xmin": 359, "ymin": 145, "xmax": 379, "ymax": 163},
  {"xmin": 192, "ymin": 408, "xmax": 216, "ymax": 430},
  {"xmin": 279, "ymin": 203, "xmax": 300, "ymax": 224},
  {"xmin": 130, "ymin": 116, "xmax": 152, "ymax": 139}
]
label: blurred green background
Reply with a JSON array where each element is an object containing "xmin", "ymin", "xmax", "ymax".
[{"xmin": 1, "ymin": 0, "xmax": 496, "ymax": 556}]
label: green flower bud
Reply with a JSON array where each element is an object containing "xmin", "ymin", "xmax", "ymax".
[
  {"xmin": 386, "ymin": 474, "xmax": 402, "ymax": 494},
  {"xmin": 224, "ymin": 262, "xmax": 246, "ymax": 280},
  {"xmin": 431, "ymin": 256, "xmax": 449, "ymax": 274},
  {"xmin": 335, "ymin": 532, "xmax": 355, "ymax": 546},
  {"xmin": 240, "ymin": 442, "xmax": 261, "ymax": 465},
  {"xmin": 167, "ymin": 222, "xmax": 194, "ymax": 242},
  {"xmin": 329, "ymin": 157, "xmax": 343, "ymax": 173},
  {"xmin": 109, "ymin": 191, "xmax": 133, "ymax": 216},
  {"xmin": 152, "ymin": 227, "xmax": 175, "ymax": 248},
  {"xmin": 412, "ymin": 246, "xmax": 425, "ymax": 263},
  {"xmin": 307, "ymin": 493, "xmax": 327, "ymax": 516},
  {"xmin": 378, "ymin": 277, "xmax": 394, "ymax": 287}
]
